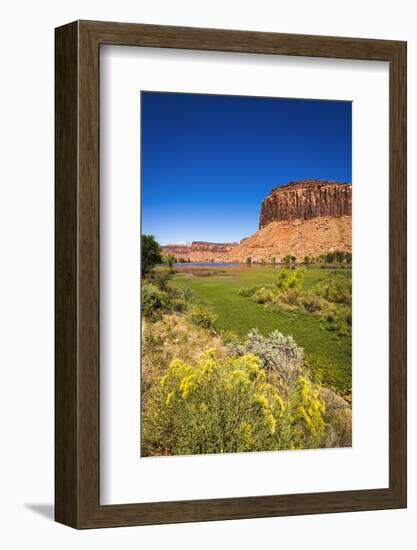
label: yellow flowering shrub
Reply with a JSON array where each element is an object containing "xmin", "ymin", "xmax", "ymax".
[
  {"xmin": 142, "ymin": 349, "xmax": 326, "ymax": 456},
  {"xmin": 291, "ymin": 376, "xmax": 326, "ymax": 447}
]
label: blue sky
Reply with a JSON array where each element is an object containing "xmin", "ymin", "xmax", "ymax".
[{"xmin": 141, "ymin": 92, "xmax": 351, "ymax": 245}]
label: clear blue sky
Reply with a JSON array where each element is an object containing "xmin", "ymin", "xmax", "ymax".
[{"xmin": 141, "ymin": 91, "xmax": 351, "ymax": 245}]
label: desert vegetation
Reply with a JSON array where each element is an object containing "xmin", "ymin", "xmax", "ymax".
[
  {"xmin": 141, "ymin": 235, "xmax": 352, "ymax": 456},
  {"xmin": 238, "ymin": 268, "xmax": 352, "ymax": 337}
]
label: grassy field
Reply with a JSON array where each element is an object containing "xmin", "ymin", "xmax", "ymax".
[{"xmin": 170, "ymin": 265, "xmax": 351, "ymax": 395}]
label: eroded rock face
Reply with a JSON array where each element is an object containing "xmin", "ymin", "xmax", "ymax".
[
  {"xmin": 159, "ymin": 180, "xmax": 352, "ymax": 263},
  {"xmin": 259, "ymin": 179, "xmax": 352, "ymax": 229}
]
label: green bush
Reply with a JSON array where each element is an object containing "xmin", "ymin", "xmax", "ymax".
[
  {"xmin": 169, "ymin": 293, "xmax": 187, "ymax": 313},
  {"xmin": 238, "ymin": 285, "xmax": 258, "ymax": 297},
  {"xmin": 186, "ymin": 305, "xmax": 217, "ymax": 330},
  {"xmin": 219, "ymin": 329, "xmax": 240, "ymax": 345},
  {"xmin": 147, "ymin": 267, "xmax": 173, "ymax": 291},
  {"xmin": 141, "ymin": 282, "xmax": 171, "ymax": 318},
  {"xmin": 275, "ymin": 268, "xmax": 305, "ymax": 292},
  {"xmin": 300, "ymin": 291, "xmax": 326, "ymax": 313},
  {"xmin": 238, "ymin": 284, "xmax": 273, "ymax": 297},
  {"xmin": 142, "ymin": 349, "xmax": 326, "ymax": 456},
  {"xmin": 252, "ymin": 287, "xmax": 276, "ymax": 304},
  {"xmin": 319, "ymin": 274, "xmax": 351, "ymax": 304},
  {"xmin": 269, "ymin": 301, "xmax": 299, "ymax": 314},
  {"xmin": 278, "ymin": 288, "xmax": 301, "ymax": 305}
]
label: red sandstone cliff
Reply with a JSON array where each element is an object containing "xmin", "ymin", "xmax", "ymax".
[
  {"xmin": 161, "ymin": 180, "xmax": 352, "ymax": 263},
  {"xmin": 259, "ymin": 179, "xmax": 352, "ymax": 229}
]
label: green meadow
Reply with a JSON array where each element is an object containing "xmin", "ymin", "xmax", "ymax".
[{"xmin": 170, "ymin": 265, "xmax": 352, "ymax": 395}]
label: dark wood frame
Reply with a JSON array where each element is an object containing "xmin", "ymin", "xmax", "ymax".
[{"xmin": 55, "ymin": 20, "xmax": 407, "ymax": 529}]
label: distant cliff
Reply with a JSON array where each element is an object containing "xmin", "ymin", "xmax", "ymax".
[
  {"xmin": 259, "ymin": 179, "xmax": 352, "ymax": 229},
  {"xmin": 162, "ymin": 241, "xmax": 238, "ymax": 262}
]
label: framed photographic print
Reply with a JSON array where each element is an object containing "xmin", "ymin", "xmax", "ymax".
[{"xmin": 55, "ymin": 20, "xmax": 407, "ymax": 528}]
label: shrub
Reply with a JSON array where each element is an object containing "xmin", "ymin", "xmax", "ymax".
[
  {"xmin": 239, "ymin": 271, "xmax": 305, "ymax": 305},
  {"xmin": 147, "ymin": 266, "xmax": 172, "ymax": 291},
  {"xmin": 300, "ymin": 291, "xmax": 326, "ymax": 313},
  {"xmin": 186, "ymin": 305, "xmax": 217, "ymax": 330},
  {"xmin": 238, "ymin": 284, "xmax": 270, "ymax": 297},
  {"xmin": 142, "ymin": 281, "xmax": 171, "ymax": 318},
  {"xmin": 318, "ymin": 274, "xmax": 351, "ymax": 304},
  {"xmin": 169, "ymin": 293, "xmax": 187, "ymax": 313},
  {"xmin": 252, "ymin": 287, "xmax": 276, "ymax": 304},
  {"xmin": 228, "ymin": 328, "xmax": 303, "ymax": 387},
  {"xmin": 142, "ymin": 276, "xmax": 186, "ymax": 318},
  {"xmin": 275, "ymin": 268, "xmax": 305, "ymax": 292},
  {"xmin": 291, "ymin": 376, "xmax": 326, "ymax": 446},
  {"xmin": 269, "ymin": 301, "xmax": 299, "ymax": 314},
  {"xmin": 142, "ymin": 349, "xmax": 326, "ymax": 456},
  {"xmin": 278, "ymin": 288, "xmax": 301, "ymax": 305},
  {"xmin": 238, "ymin": 286, "xmax": 254, "ymax": 297},
  {"xmin": 219, "ymin": 329, "xmax": 240, "ymax": 345}
]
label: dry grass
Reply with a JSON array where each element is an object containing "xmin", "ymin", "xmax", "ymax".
[
  {"xmin": 141, "ymin": 313, "xmax": 227, "ymax": 393},
  {"xmin": 320, "ymin": 387, "xmax": 352, "ymax": 447}
]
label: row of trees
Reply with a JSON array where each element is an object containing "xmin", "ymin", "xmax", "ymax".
[
  {"xmin": 246, "ymin": 256, "xmax": 295, "ymax": 265},
  {"xmin": 245, "ymin": 251, "xmax": 352, "ymax": 266},
  {"xmin": 304, "ymin": 251, "xmax": 352, "ymax": 265}
]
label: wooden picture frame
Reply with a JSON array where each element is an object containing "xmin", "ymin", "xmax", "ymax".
[{"xmin": 55, "ymin": 20, "xmax": 407, "ymax": 529}]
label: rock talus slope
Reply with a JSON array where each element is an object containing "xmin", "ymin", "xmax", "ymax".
[{"xmin": 225, "ymin": 216, "xmax": 352, "ymax": 262}]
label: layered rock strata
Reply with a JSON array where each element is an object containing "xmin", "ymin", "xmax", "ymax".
[
  {"xmin": 161, "ymin": 180, "xmax": 352, "ymax": 263},
  {"xmin": 259, "ymin": 179, "xmax": 352, "ymax": 229}
]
